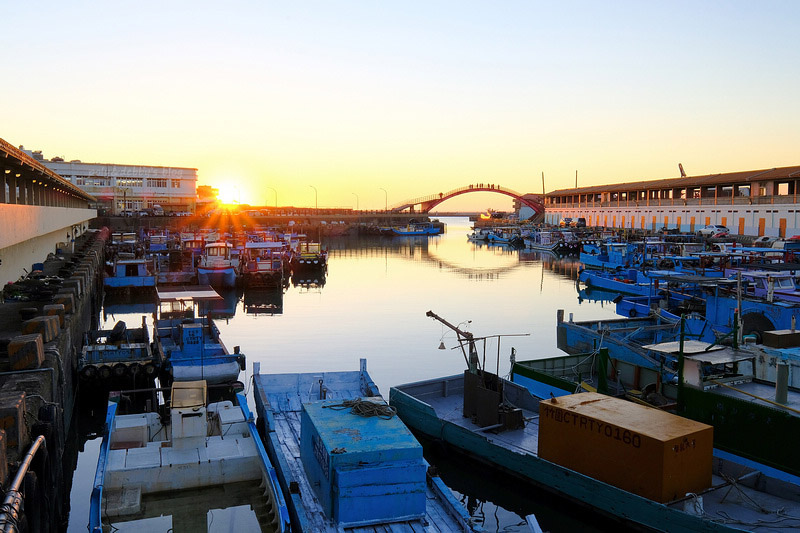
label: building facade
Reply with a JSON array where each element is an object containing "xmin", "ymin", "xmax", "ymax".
[
  {"xmin": 545, "ymin": 165, "xmax": 800, "ymax": 238},
  {"xmin": 1, "ymin": 139, "xmax": 96, "ymax": 284},
  {"xmin": 23, "ymin": 148, "xmax": 197, "ymax": 214}
]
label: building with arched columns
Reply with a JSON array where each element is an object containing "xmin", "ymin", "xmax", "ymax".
[
  {"xmin": 545, "ymin": 165, "xmax": 800, "ymax": 237},
  {"xmin": 1, "ymin": 139, "xmax": 96, "ymax": 285}
]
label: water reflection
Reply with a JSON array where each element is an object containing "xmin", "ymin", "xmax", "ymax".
[{"xmin": 243, "ymin": 288, "xmax": 284, "ymax": 315}]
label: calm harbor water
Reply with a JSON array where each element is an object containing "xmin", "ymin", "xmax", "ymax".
[{"xmin": 65, "ymin": 216, "xmax": 627, "ymax": 533}]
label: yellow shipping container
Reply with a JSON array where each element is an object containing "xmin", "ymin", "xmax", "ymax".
[{"xmin": 538, "ymin": 392, "xmax": 713, "ymax": 503}]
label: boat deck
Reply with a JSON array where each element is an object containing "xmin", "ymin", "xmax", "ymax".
[
  {"xmin": 394, "ymin": 374, "xmax": 800, "ymax": 533},
  {"xmin": 254, "ymin": 370, "xmax": 475, "ymax": 532}
]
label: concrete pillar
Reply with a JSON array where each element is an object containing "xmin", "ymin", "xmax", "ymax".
[{"xmin": 7, "ymin": 175, "xmax": 16, "ymax": 204}]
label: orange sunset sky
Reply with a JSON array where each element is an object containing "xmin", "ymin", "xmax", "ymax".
[{"xmin": 4, "ymin": 2, "xmax": 799, "ymax": 211}]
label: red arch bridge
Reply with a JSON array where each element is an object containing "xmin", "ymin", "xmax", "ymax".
[{"xmin": 389, "ymin": 184, "xmax": 544, "ymax": 216}]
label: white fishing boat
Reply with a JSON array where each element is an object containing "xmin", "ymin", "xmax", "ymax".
[{"xmin": 89, "ymin": 380, "xmax": 291, "ymax": 532}]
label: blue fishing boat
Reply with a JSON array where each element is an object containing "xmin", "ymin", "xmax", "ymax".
[
  {"xmin": 252, "ymin": 359, "xmax": 483, "ymax": 532},
  {"xmin": 153, "ymin": 286, "xmax": 245, "ymax": 385},
  {"xmin": 389, "ymin": 221, "xmax": 443, "ymax": 236},
  {"xmin": 389, "ymin": 311, "xmax": 800, "ymax": 532},
  {"xmin": 512, "ymin": 331, "xmax": 800, "ymax": 478},
  {"xmin": 89, "ymin": 380, "xmax": 290, "ymax": 532},
  {"xmin": 104, "ymin": 258, "xmax": 156, "ymax": 290}
]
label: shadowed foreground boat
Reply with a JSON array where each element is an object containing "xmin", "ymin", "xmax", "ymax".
[{"xmin": 252, "ymin": 359, "xmax": 483, "ymax": 532}]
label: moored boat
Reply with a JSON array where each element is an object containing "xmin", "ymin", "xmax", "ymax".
[
  {"xmin": 389, "ymin": 311, "xmax": 800, "ymax": 533},
  {"xmin": 197, "ymin": 241, "xmax": 237, "ymax": 288},
  {"xmin": 153, "ymin": 286, "xmax": 245, "ymax": 385},
  {"xmin": 78, "ymin": 317, "xmax": 161, "ymax": 387},
  {"xmin": 89, "ymin": 380, "xmax": 290, "ymax": 532},
  {"xmin": 252, "ymin": 359, "xmax": 483, "ymax": 532},
  {"xmin": 104, "ymin": 258, "xmax": 156, "ymax": 290}
]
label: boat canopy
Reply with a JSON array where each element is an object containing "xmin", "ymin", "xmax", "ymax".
[
  {"xmin": 157, "ymin": 286, "xmax": 223, "ymax": 302},
  {"xmin": 641, "ymin": 340, "xmax": 725, "ymax": 354}
]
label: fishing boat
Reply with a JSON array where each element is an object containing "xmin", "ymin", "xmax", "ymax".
[
  {"xmin": 89, "ymin": 380, "xmax": 291, "ymax": 532},
  {"xmin": 523, "ymin": 230, "xmax": 573, "ymax": 256},
  {"xmin": 197, "ymin": 241, "xmax": 237, "ymax": 288},
  {"xmin": 389, "ymin": 311, "xmax": 800, "ymax": 532},
  {"xmin": 290, "ymin": 241, "xmax": 327, "ymax": 271},
  {"xmin": 103, "ymin": 257, "xmax": 156, "ymax": 291},
  {"xmin": 239, "ymin": 241, "xmax": 286, "ymax": 288},
  {"xmin": 78, "ymin": 317, "xmax": 161, "ymax": 387},
  {"xmin": 152, "ymin": 286, "xmax": 245, "ymax": 385},
  {"xmin": 252, "ymin": 359, "xmax": 483, "ymax": 532},
  {"xmin": 552, "ymin": 307, "xmax": 800, "ymax": 475},
  {"xmin": 389, "ymin": 221, "xmax": 443, "ymax": 236}
]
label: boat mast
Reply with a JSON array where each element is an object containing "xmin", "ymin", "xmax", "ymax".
[{"xmin": 426, "ymin": 310, "xmax": 479, "ymax": 374}]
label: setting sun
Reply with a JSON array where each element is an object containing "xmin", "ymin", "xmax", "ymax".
[{"xmin": 215, "ymin": 184, "xmax": 240, "ymax": 205}]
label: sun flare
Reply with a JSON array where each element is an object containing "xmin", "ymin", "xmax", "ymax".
[{"xmin": 215, "ymin": 184, "xmax": 240, "ymax": 205}]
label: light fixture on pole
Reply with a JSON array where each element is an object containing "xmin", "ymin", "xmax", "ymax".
[
  {"xmin": 438, "ymin": 341, "xmax": 446, "ymax": 350},
  {"xmin": 379, "ymin": 187, "xmax": 387, "ymax": 211},
  {"xmin": 309, "ymin": 185, "xmax": 318, "ymax": 209},
  {"xmin": 266, "ymin": 186, "xmax": 277, "ymax": 207},
  {"xmin": 351, "ymin": 192, "xmax": 359, "ymax": 210}
]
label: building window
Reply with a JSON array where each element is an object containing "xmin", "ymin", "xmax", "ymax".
[
  {"xmin": 148, "ymin": 178, "xmax": 168, "ymax": 188},
  {"xmin": 172, "ymin": 179, "xmax": 181, "ymax": 188},
  {"xmin": 117, "ymin": 178, "xmax": 143, "ymax": 187}
]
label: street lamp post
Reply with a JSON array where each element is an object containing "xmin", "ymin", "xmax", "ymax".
[
  {"xmin": 309, "ymin": 185, "xmax": 318, "ymax": 210},
  {"xmin": 379, "ymin": 187, "xmax": 387, "ymax": 211},
  {"xmin": 351, "ymin": 192, "xmax": 359, "ymax": 210},
  {"xmin": 266, "ymin": 187, "xmax": 277, "ymax": 207}
]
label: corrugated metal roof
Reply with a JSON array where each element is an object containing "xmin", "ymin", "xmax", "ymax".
[{"xmin": 548, "ymin": 165, "xmax": 800, "ymax": 196}]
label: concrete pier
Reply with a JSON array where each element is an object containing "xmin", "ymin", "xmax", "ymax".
[{"xmin": 0, "ymin": 228, "xmax": 107, "ymax": 531}]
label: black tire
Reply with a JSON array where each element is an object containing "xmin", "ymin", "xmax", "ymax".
[{"xmin": 741, "ymin": 312, "xmax": 775, "ymax": 343}]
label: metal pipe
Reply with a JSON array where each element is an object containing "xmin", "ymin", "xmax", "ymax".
[{"xmin": 0, "ymin": 435, "xmax": 47, "ymax": 533}]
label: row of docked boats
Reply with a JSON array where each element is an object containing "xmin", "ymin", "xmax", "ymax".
[
  {"xmin": 85, "ymin": 294, "xmax": 800, "ymax": 531},
  {"xmin": 104, "ymin": 229, "xmax": 328, "ymax": 291},
  {"xmin": 87, "ymin": 288, "xmax": 489, "ymax": 532},
  {"xmin": 388, "ymin": 310, "xmax": 800, "ymax": 533}
]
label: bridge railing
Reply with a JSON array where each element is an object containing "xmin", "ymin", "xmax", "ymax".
[{"xmin": 390, "ymin": 184, "xmax": 527, "ymax": 210}]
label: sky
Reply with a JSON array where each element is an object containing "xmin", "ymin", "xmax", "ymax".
[{"xmin": 3, "ymin": 1, "xmax": 799, "ymax": 212}]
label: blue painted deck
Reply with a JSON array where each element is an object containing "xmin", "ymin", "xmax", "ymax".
[{"xmin": 252, "ymin": 362, "xmax": 481, "ymax": 532}]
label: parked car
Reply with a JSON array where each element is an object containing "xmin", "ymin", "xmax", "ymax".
[
  {"xmin": 753, "ymin": 235, "xmax": 777, "ymax": 247},
  {"xmin": 136, "ymin": 210, "xmax": 150, "ymax": 217},
  {"xmin": 575, "ymin": 217, "xmax": 587, "ymax": 228},
  {"xmin": 559, "ymin": 217, "xmax": 573, "ymax": 227},
  {"xmin": 120, "ymin": 210, "xmax": 134, "ymax": 217},
  {"xmin": 697, "ymin": 224, "xmax": 730, "ymax": 237}
]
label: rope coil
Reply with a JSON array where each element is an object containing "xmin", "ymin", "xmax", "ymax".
[{"xmin": 323, "ymin": 398, "xmax": 397, "ymax": 420}]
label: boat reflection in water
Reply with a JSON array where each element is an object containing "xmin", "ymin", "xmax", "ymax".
[
  {"xmin": 244, "ymin": 287, "xmax": 284, "ymax": 315},
  {"xmin": 291, "ymin": 271, "xmax": 326, "ymax": 290}
]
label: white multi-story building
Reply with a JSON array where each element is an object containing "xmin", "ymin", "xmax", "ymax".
[{"xmin": 23, "ymin": 148, "xmax": 197, "ymax": 215}]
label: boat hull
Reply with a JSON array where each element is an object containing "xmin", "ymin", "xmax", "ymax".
[
  {"xmin": 197, "ymin": 266, "xmax": 236, "ymax": 288},
  {"xmin": 389, "ymin": 376, "xmax": 756, "ymax": 533}
]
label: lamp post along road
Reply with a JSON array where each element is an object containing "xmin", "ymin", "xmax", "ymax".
[
  {"xmin": 266, "ymin": 186, "xmax": 277, "ymax": 207},
  {"xmin": 352, "ymin": 192, "xmax": 359, "ymax": 211},
  {"xmin": 309, "ymin": 185, "xmax": 318, "ymax": 210},
  {"xmin": 379, "ymin": 187, "xmax": 387, "ymax": 211}
]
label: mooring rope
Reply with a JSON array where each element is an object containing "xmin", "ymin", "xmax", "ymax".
[{"xmin": 323, "ymin": 398, "xmax": 397, "ymax": 419}]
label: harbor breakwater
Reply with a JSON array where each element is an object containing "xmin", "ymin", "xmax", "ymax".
[{"xmin": 0, "ymin": 228, "xmax": 106, "ymax": 532}]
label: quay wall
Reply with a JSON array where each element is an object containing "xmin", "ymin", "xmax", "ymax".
[
  {"xmin": 0, "ymin": 229, "xmax": 106, "ymax": 531},
  {"xmin": 0, "ymin": 205, "xmax": 96, "ymax": 285},
  {"xmin": 546, "ymin": 203, "xmax": 800, "ymax": 237}
]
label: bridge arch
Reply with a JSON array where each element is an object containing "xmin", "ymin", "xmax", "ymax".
[{"xmin": 389, "ymin": 184, "xmax": 544, "ymax": 217}]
